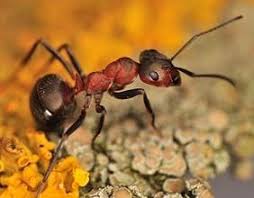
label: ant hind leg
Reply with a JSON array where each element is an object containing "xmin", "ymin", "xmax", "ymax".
[
  {"xmin": 1, "ymin": 39, "xmax": 75, "ymax": 94},
  {"xmin": 91, "ymin": 94, "xmax": 107, "ymax": 150},
  {"xmin": 44, "ymin": 43, "xmax": 84, "ymax": 77},
  {"xmin": 20, "ymin": 39, "xmax": 75, "ymax": 79},
  {"xmin": 35, "ymin": 110, "xmax": 86, "ymax": 197}
]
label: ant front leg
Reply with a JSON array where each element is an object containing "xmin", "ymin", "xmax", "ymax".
[
  {"xmin": 44, "ymin": 43, "xmax": 84, "ymax": 77},
  {"xmin": 20, "ymin": 39, "xmax": 75, "ymax": 79},
  {"xmin": 109, "ymin": 88, "xmax": 159, "ymax": 133},
  {"xmin": 91, "ymin": 94, "xmax": 107, "ymax": 150},
  {"xmin": 35, "ymin": 110, "xmax": 87, "ymax": 198}
]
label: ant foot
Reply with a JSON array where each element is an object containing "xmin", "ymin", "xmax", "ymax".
[
  {"xmin": 151, "ymin": 124, "xmax": 162, "ymax": 137},
  {"xmin": 91, "ymin": 141, "xmax": 104, "ymax": 153},
  {"xmin": 35, "ymin": 181, "xmax": 47, "ymax": 198}
]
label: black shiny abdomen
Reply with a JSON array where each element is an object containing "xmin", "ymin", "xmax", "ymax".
[{"xmin": 30, "ymin": 74, "xmax": 76, "ymax": 133}]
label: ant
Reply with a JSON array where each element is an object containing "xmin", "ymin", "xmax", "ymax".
[{"xmin": 15, "ymin": 15, "xmax": 242, "ymax": 197}]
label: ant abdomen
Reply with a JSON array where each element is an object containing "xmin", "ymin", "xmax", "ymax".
[{"xmin": 30, "ymin": 74, "xmax": 76, "ymax": 133}]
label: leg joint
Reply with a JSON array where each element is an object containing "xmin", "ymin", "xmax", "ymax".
[
  {"xmin": 59, "ymin": 43, "xmax": 70, "ymax": 50},
  {"xmin": 137, "ymin": 88, "xmax": 145, "ymax": 95},
  {"xmin": 37, "ymin": 38, "xmax": 48, "ymax": 45},
  {"xmin": 96, "ymin": 105, "xmax": 106, "ymax": 114}
]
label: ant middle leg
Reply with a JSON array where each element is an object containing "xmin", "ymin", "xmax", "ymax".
[
  {"xmin": 109, "ymin": 88, "xmax": 158, "ymax": 132},
  {"xmin": 20, "ymin": 38, "xmax": 75, "ymax": 79},
  {"xmin": 91, "ymin": 94, "xmax": 107, "ymax": 150},
  {"xmin": 35, "ymin": 110, "xmax": 87, "ymax": 197}
]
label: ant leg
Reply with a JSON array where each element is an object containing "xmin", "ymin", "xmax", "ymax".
[
  {"xmin": 91, "ymin": 94, "xmax": 107, "ymax": 149},
  {"xmin": 35, "ymin": 110, "xmax": 86, "ymax": 197},
  {"xmin": 91, "ymin": 105, "xmax": 106, "ymax": 149},
  {"xmin": 1, "ymin": 40, "xmax": 75, "ymax": 94},
  {"xmin": 45, "ymin": 44, "xmax": 84, "ymax": 76},
  {"xmin": 109, "ymin": 88, "xmax": 157, "ymax": 131},
  {"xmin": 20, "ymin": 38, "xmax": 75, "ymax": 79}
]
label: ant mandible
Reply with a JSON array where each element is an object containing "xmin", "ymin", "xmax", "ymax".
[{"xmin": 18, "ymin": 15, "xmax": 242, "ymax": 197}]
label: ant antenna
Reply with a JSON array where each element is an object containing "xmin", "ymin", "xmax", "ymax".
[
  {"xmin": 171, "ymin": 15, "xmax": 243, "ymax": 61},
  {"xmin": 175, "ymin": 66, "xmax": 235, "ymax": 87}
]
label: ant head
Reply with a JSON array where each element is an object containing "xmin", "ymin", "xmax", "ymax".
[
  {"xmin": 139, "ymin": 49, "xmax": 236, "ymax": 88},
  {"xmin": 137, "ymin": 16, "xmax": 243, "ymax": 88},
  {"xmin": 139, "ymin": 49, "xmax": 181, "ymax": 87}
]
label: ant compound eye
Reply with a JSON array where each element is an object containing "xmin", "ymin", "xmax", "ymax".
[{"xmin": 149, "ymin": 71, "xmax": 159, "ymax": 81}]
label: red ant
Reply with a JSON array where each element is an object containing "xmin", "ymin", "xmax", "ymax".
[{"xmin": 16, "ymin": 15, "xmax": 242, "ymax": 197}]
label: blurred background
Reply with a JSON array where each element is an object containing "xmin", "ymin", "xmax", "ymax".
[
  {"xmin": 0, "ymin": 0, "xmax": 252, "ymax": 75},
  {"xmin": 0, "ymin": 0, "xmax": 254, "ymax": 197}
]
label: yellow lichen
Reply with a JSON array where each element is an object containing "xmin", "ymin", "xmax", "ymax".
[
  {"xmin": 38, "ymin": 157, "xmax": 89, "ymax": 198},
  {"xmin": 0, "ymin": 136, "xmax": 38, "ymax": 173},
  {"xmin": 0, "ymin": 135, "xmax": 89, "ymax": 198},
  {"xmin": 21, "ymin": 164, "xmax": 42, "ymax": 189},
  {"xmin": 25, "ymin": 129, "xmax": 55, "ymax": 169},
  {"xmin": 73, "ymin": 168, "xmax": 89, "ymax": 187}
]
